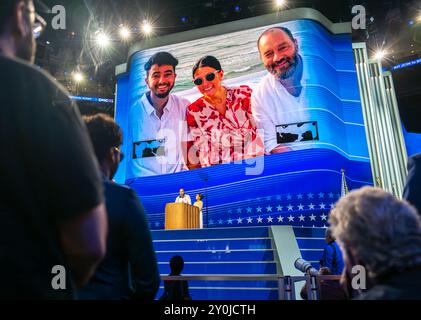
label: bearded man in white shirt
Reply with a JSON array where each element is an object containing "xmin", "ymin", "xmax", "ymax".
[
  {"xmin": 129, "ymin": 52, "xmax": 190, "ymax": 177},
  {"xmin": 251, "ymin": 27, "xmax": 312, "ymax": 154}
]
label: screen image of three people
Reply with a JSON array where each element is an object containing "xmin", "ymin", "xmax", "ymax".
[{"xmin": 130, "ymin": 26, "xmax": 313, "ymax": 177}]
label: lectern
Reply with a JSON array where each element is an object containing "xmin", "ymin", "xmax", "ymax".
[{"xmin": 165, "ymin": 203, "xmax": 199, "ymax": 230}]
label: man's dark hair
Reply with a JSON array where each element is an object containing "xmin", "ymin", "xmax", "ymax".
[
  {"xmin": 169, "ymin": 255, "xmax": 184, "ymax": 275},
  {"xmin": 83, "ymin": 113, "xmax": 123, "ymax": 163},
  {"xmin": 144, "ymin": 52, "xmax": 178, "ymax": 74},
  {"xmin": 192, "ymin": 55, "xmax": 222, "ymax": 77},
  {"xmin": 0, "ymin": 0, "xmax": 30, "ymax": 34},
  {"xmin": 257, "ymin": 26, "xmax": 296, "ymax": 52},
  {"xmin": 196, "ymin": 193, "xmax": 203, "ymax": 200}
]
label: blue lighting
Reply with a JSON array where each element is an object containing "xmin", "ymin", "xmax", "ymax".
[
  {"xmin": 234, "ymin": 5, "xmax": 241, "ymax": 12},
  {"xmin": 392, "ymin": 58, "xmax": 421, "ymax": 71},
  {"xmin": 69, "ymin": 95, "xmax": 114, "ymax": 103}
]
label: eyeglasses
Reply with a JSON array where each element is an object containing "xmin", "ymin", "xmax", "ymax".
[
  {"xmin": 193, "ymin": 70, "xmax": 220, "ymax": 86},
  {"xmin": 25, "ymin": 8, "xmax": 47, "ymax": 39},
  {"xmin": 114, "ymin": 147, "xmax": 125, "ymax": 163}
]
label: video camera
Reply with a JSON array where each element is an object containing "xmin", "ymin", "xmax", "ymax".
[{"xmin": 294, "ymin": 258, "xmax": 319, "ymax": 276}]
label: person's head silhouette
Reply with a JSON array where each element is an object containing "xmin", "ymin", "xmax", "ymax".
[{"xmin": 169, "ymin": 255, "xmax": 184, "ymax": 275}]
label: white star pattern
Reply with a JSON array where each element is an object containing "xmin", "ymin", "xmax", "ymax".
[
  {"xmin": 267, "ymin": 216, "xmax": 273, "ymax": 223},
  {"xmin": 318, "ymin": 192, "xmax": 324, "ymax": 198},
  {"xmin": 228, "ymin": 218, "xmax": 233, "ymax": 224},
  {"xmin": 256, "ymin": 206, "xmax": 262, "ymax": 213},
  {"xmin": 237, "ymin": 208, "xmax": 242, "ymax": 213},
  {"xmin": 330, "ymin": 203, "xmax": 335, "ymax": 209},
  {"xmin": 319, "ymin": 203, "xmax": 326, "ymax": 209},
  {"xmin": 276, "ymin": 195, "xmax": 282, "ymax": 200},
  {"xmin": 266, "ymin": 206, "xmax": 273, "ymax": 212},
  {"xmin": 287, "ymin": 204, "xmax": 294, "ymax": 211},
  {"xmin": 308, "ymin": 203, "xmax": 315, "ymax": 210},
  {"xmin": 288, "ymin": 215, "xmax": 294, "ymax": 222},
  {"xmin": 246, "ymin": 207, "xmax": 252, "ymax": 213},
  {"xmin": 328, "ymin": 192, "xmax": 334, "ymax": 198},
  {"xmin": 209, "ymin": 219, "xmax": 214, "ymax": 225},
  {"xmin": 298, "ymin": 204, "xmax": 304, "ymax": 210},
  {"xmin": 299, "ymin": 214, "xmax": 305, "ymax": 221},
  {"xmin": 297, "ymin": 193, "xmax": 303, "ymax": 199},
  {"xmin": 309, "ymin": 214, "xmax": 316, "ymax": 221},
  {"xmin": 320, "ymin": 213, "xmax": 327, "ymax": 221},
  {"xmin": 277, "ymin": 215, "xmax": 284, "ymax": 222},
  {"xmin": 277, "ymin": 205, "xmax": 283, "ymax": 212},
  {"xmin": 247, "ymin": 217, "xmax": 253, "ymax": 223},
  {"xmin": 237, "ymin": 217, "xmax": 243, "ymax": 224},
  {"xmin": 308, "ymin": 193, "xmax": 314, "ymax": 199},
  {"xmin": 257, "ymin": 216, "xmax": 263, "ymax": 223},
  {"xmin": 228, "ymin": 209, "xmax": 233, "ymax": 214},
  {"xmin": 287, "ymin": 194, "xmax": 292, "ymax": 200},
  {"xmin": 218, "ymin": 219, "xmax": 224, "ymax": 224}
]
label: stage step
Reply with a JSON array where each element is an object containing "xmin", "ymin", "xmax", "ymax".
[{"xmin": 151, "ymin": 226, "xmax": 326, "ymax": 300}]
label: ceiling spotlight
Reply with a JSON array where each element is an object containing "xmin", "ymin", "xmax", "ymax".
[
  {"xmin": 119, "ymin": 26, "xmax": 131, "ymax": 40},
  {"xmin": 73, "ymin": 72, "xmax": 84, "ymax": 83},
  {"xmin": 141, "ymin": 21, "xmax": 153, "ymax": 35},
  {"xmin": 374, "ymin": 50, "xmax": 387, "ymax": 60},
  {"xmin": 275, "ymin": 0, "xmax": 286, "ymax": 8},
  {"xmin": 96, "ymin": 32, "xmax": 111, "ymax": 48}
]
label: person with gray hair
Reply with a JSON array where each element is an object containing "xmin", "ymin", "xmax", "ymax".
[{"xmin": 329, "ymin": 186, "xmax": 421, "ymax": 300}]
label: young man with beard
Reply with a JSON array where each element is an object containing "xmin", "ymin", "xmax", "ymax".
[
  {"xmin": 129, "ymin": 52, "xmax": 190, "ymax": 177},
  {"xmin": 0, "ymin": 0, "xmax": 107, "ymax": 299},
  {"xmin": 251, "ymin": 27, "xmax": 311, "ymax": 154}
]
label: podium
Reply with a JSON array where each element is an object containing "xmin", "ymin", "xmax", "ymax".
[{"xmin": 165, "ymin": 203, "xmax": 199, "ymax": 230}]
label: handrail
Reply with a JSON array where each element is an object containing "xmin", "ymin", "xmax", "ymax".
[{"xmin": 160, "ymin": 275, "xmax": 342, "ymax": 300}]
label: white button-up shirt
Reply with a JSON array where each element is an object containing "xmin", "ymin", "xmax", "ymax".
[
  {"xmin": 251, "ymin": 73, "xmax": 311, "ymax": 153},
  {"xmin": 129, "ymin": 93, "xmax": 190, "ymax": 177},
  {"xmin": 175, "ymin": 194, "xmax": 192, "ymax": 205}
]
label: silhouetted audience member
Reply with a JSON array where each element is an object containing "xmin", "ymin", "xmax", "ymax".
[
  {"xmin": 79, "ymin": 114, "xmax": 160, "ymax": 300},
  {"xmin": 330, "ymin": 186, "xmax": 421, "ymax": 300},
  {"xmin": 160, "ymin": 255, "xmax": 191, "ymax": 300},
  {"xmin": 0, "ymin": 0, "xmax": 107, "ymax": 299},
  {"xmin": 403, "ymin": 153, "xmax": 421, "ymax": 215},
  {"xmin": 320, "ymin": 227, "xmax": 344, "ymax": 275}
]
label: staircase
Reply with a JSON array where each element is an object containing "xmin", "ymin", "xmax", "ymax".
[{"xmin": 151, "ymin": 226, "xmax": 326, "ymax": 300}]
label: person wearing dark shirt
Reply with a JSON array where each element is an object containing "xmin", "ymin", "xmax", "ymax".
[
  {"xmin": 160, "ymin": 255, "xmax": 191, "ymax": 300},
  {"xmin": 0, "ymin": 0, "xmax": 107, "ymax": 299},
  {"xmin": 319, "ymin": 228, "xmax": 344, "ymax": 275},
  {"xmin": 403, "ymin": 153, "xmax": 421, "ymax": 215},
  {"xmin": 79, "ymin": 114, "xmax": 160, "ymax": 300}
]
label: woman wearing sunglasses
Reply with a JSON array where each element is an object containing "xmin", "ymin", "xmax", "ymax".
[{"xmin": 186, "ymin": 56, "xmax": 264, "ymax": 168}]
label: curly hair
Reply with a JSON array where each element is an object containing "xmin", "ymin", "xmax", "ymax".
[{"xmin": 329, "ymin": 186, "xmax": 421, "ymax": 280}]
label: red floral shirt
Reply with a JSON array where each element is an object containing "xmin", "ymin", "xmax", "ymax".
[{"xmin": 186, "ymin": 85, "xmax": 264, "ymax": 167}]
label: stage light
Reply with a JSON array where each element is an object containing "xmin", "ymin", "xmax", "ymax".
[
  {"xmin": 119, "ymin": 26, "xmax": 131, "ymax": 40},
  {"xmin": 141, "ymin": 21, "xmax": 153, "ymax": 35},
  {"xmin": 73, "ymin": 72, "xmax": 84, "ymax": 83},
  {"xmin": 234, "ymin": 5, "xmax": 241, "ymax": 12},
  {"xmin": 96, "ymin": 32, "xmax": 111, "ymax": 48},
  {"xmin": 374, "ymin": 50, "xmax": 386, "ymax": 60},
  {"xmin": 275, "ymin": 0, "xmax": 286, "ymax": 8}
]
